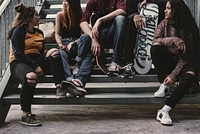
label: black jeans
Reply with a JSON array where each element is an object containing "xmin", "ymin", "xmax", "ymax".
[
  {"xmin": 10, "ymin": 54, "xmax": 65, "ymax": 112},
  {"xmin": 151, "ymin": 45, "xmax": 177, "ymax": 83},
  {"xmin": 151, "ymin": 45, "xmax": 197, "ymax": 108},
  {"xmin": 123, "ymin": 17, "xmax": 137, "ymax": 65}
]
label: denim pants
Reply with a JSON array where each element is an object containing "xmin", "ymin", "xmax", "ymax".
[
  {"xmin": 59, "ymin": 34, "xmax": 94, "ymax": 85},
  {"xmin": 98, "ymin": 15, "xmax": 126, "ymax": 65}
]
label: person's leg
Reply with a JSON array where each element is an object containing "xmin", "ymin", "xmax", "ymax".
[
  {"xmin": 166, "ymin": 66, "xmax": 196, "ymax": 108},
  {"xmin": 75, "ymin": 34, "xmax": 92, "ymax": 64},
  {"xmin": 76, "ymin": 52, "xmax": 94, "ymax": 86},
  {"xmin": 123, "ymin": 17, "xmax": 137, "ymax": 65},
  {"xmin": 58, "ymin": 49, "xmax": 73, "ymax": 81},
  {"xmin": 45, "ymin": 49, "xmax": 65, "ymax": 85},
  {"xmin": 73, "ymin": 34, "xmax": 92, "ymax": 76},
  {"xmin": 45, "ymin": 48, "xmax": 68, "ymax": 98},
  {"xmin": 157, "ymin": 67, "xmax": 196, "ymax": 126},
  {"xmin": 10, "ymin": 62, "xmax": 36, "ymax": 113},
  {"xmin": 107, "ymin": 15, "xmax": 126, "ymax": 65},
  {"xmin": 10, "ymin": 62, "xmax": 41, "ymax": 126},
  {"xmin": 151, "ymin": 45, "xmax": 177, "ymax": 97},
  {"xmin": 121, "ymin": 17, "xmax": 137, "ymax": 78},
  {"xmin": 151, "ymin": 45, "xmax": 177, "ymax": 83},
  {"xmin": 62, "ymin": 52, "xmax": 94, "ymax": 97}
]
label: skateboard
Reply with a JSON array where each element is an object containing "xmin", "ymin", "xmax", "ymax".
[
  {"xmin": 134, "ymin": 3, "xmax": 159, "ymax": 74},
  {"xmin": 90, "ymin": 13, "xmax": 109, "ymax": 75},
  {"xmin": 96, "ymin": 56, "xmax": 108, "ymax": 75}
]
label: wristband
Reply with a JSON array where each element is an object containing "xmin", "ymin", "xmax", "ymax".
[{"xmin": 57, "ymin": 42, "xmax": 63, "ymax": 47}]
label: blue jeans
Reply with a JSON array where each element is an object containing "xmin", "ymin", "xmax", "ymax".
[
  {"xmin": 59, "ymin": 34, "xmax": 94, "ymax": 85},
  {"xmin": 99, "ymin": 15, "xmax": 126, "ymax": 65}
]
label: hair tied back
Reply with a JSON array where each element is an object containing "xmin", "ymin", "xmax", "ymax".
[{"xmin": 15, "ymin": 3, "xmax": 26, "ymax": 13}]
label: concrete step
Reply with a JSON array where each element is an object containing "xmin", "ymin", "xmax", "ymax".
[
  {"xmin": 10, "ymin": 83, "xmax": 160, "ymax": 94},
  {"xmin": 35, "ymin": 74, "xmax": 158, "ymax": 83},
  {"xmin": 40, "ymin": 0, "xmax": 87, "ymax": 18},
  {"xmin": 3, "ymin": 92, "xmax": 200, "ymax": 105},
  {"xmin": 44, "ymin": 0, "xmax": 87, "ymax": 5}
]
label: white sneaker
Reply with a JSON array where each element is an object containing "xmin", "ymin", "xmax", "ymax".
[
  {"xmin": 154, "ymin": 83, "xmax": 170, "ymax": 97},
  {"xmin": 156, "ymin": 109, "xmax": 172, "ymax": 126}
]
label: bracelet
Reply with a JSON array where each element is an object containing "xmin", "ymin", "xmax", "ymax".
[
  {"xmin": 57, "ymin": 42, "xmax": 62, "ymax": 47},
  {"xmin": 57, "ymin": 42, "xmax": 62, "ymax": 45}
]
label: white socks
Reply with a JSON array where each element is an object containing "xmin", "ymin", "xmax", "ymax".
[{"xmin": 162, "ymin": 105, "xmax": 172, "ymax": 112}]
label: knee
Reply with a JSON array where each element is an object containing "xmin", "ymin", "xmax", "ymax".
[
  {"xmin": 186, "ymin": 71, "xmax": 195, "ymax": 77},
  {"xmin": 80, "ymin": 34, "xmax": 91, "ymax": 44},
  {"xmin": 26, "ymin": 72, "xmax": 38, "ymax": 86},
  {"xmin": 150, "ymin": 45, "xmax": 162, "ymax": 56},
  {"xmin": 80, "ymin": 34, "xmax": 91, "ymax": 41},
  {"xmin": 46, "ymin": 48, "xmax": 60, "ymax": 59},
  {"xmin": 114, "ymin": 15, "xmax": 126, "ymax": 26},
  {"xmin": 115, "ymin": 15, "xmax": 126, "ymax": 21}
]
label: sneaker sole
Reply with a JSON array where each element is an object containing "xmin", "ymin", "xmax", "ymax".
[
  {"xmin": 108, "ymin": 72, "xmax": 119, "ymax": 77},
  {"xmin": 61, "ymin": 81, "xmax": 86, "ymax": 97},
  {"xmin": 66, "ymin": 87, "xmax": 84, "ymax": 97},
  {"xmin": 21, "ymin": 121, "xmax": 42, "ymax": 127},
  {"xmin": 120, "ymin": 74, "xmax": 134, "ymax": 79},
  {"xmin": 154, "ymin": 94, "xmax": 165, "ymax": 98},
  {"xmin": 156, "ymin": 115, "xmax": 173, "ymax": 126}
]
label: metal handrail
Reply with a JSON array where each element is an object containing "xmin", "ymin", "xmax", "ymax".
[{"xmin": 0, "ymin": 0, "xmax": 10, "ymax": 16}]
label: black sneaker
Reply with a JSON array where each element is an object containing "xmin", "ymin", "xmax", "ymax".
[
  {"xmin": 56, "ymin": 86, "xmax": 66, "ymax": 99},
  {"xmin": 21, "ymin": 114, "xmax": 42, "ymax": 127},
  {"xmin": 121, "ymin": 63, "xmax": 135, "ymax": 78}
]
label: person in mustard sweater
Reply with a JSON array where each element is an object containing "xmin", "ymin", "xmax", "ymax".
[{"xmin": 9, "ymin": 3, "xmax": 66, "ymax": 126}]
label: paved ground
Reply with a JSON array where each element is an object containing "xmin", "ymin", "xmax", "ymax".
[{"xmin": 1, "ymin": 104, "xmax": 200, "ymax": 134}]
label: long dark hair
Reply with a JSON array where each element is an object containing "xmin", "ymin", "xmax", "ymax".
[
  {"xmin": 8, "ymin": 3, "xmax": 35, "ymax": 39},
  {"xmin": 62, "ymin": 0, "xmax": 82, "ymax": 30},
  {"xmin": 169, "ymin": 0, "xmax": 200, "ymax": 71}
]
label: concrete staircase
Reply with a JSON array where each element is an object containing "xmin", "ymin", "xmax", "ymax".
[{"xmin": 1, "ymin": 0, "xmax": 200, "ymax": 125}]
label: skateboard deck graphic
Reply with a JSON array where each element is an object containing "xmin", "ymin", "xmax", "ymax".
[{"xmin": 134, "ymin": 3, "xmax": 159, "ymax": 74}]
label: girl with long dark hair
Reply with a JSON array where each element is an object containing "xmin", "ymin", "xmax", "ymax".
[{"xmin": 151, "ymin": 0, "xmax": 200, "ymax": 125}]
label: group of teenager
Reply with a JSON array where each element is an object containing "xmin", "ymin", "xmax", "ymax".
[{"xmin": 9, "ymin": 0, "xmax": 200, "ymax": 127}]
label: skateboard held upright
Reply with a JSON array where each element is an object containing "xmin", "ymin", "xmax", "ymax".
[{"xmin": 134, "ymin": 3, "xmax": 159, "ymax": 74}]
